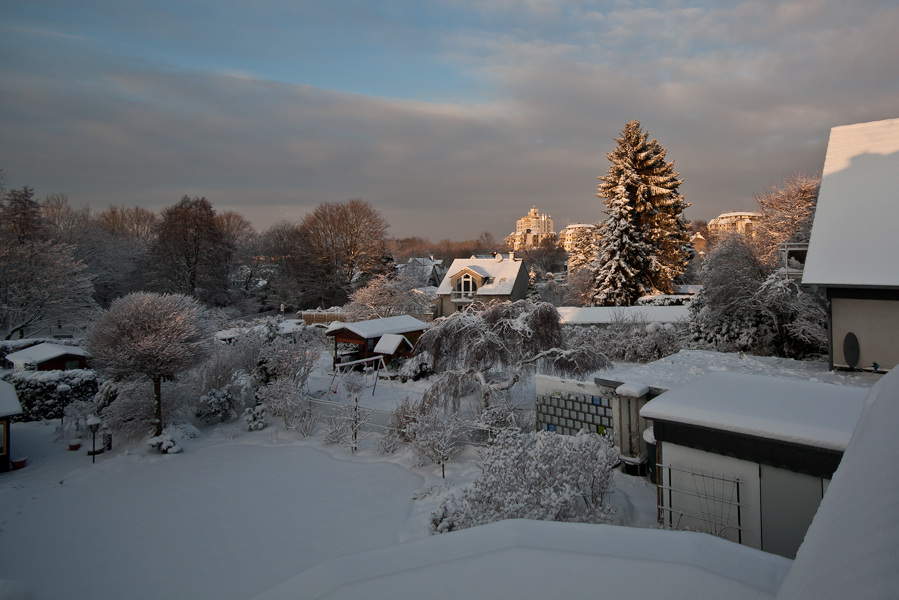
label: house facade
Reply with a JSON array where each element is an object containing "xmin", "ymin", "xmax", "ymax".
[
  {"xmin": 802, "ymin": 117, "xmax": 899, "ymax": 371},
  {"xmin": 435, "ymin": 256, "xmax": 529, "ymax": 317},
  {"xmin": 557, "ymin": 223, "xmax": 598, "ymax": 252}
]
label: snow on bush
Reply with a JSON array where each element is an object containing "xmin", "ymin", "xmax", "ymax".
[
  {"xmin": 2, "ymin": 368, "xmax": 98, "ymax": 422},
  {"xmin": 570, "ymin": 317, "xmax": 690, "ymax": 364},
  {"xmin": 431, "ymin": 429, "xmax": 618, "ymax": 533},
  {"xmin": 322, "ymin": 398, "xmax": 372, "ymax": 453},
  {"xmin": 689, "ymin": 234, "xmax": 826, "ymax": 358},
  {"xmin": 404, "ymin": 406, "xmax": 464, "ymax": 478},
  {"xmin": 243, "ymin": 405, "xmax": 268, "ymax": 431},
  {"xmin": 195, "ymin": 384, "xmax": 239, "ymax": 424},
  {"xmin": 636, "ymin": 294, "xmax": 692, "ymax": 307},
  {"xmin": 148, "ymin": 433, "xmax": 182, "ymax": 454}
]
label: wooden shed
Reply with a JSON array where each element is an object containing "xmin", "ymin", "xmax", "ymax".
[
  {"xmin": 4, "ymin": 343, "xmax": 90, "ymax": 371},
  {"xmin": 325, "ymin": 316, "xmax": 427, "ymax": 368}
]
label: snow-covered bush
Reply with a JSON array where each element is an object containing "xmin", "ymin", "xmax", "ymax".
[
  {"xmin": 431, "ymin": 429, "xmax": 618, "ymax": 533},
  {"xmin": 61, "ymin": 399, "xmax": 100, "ymax": 441},
  {"xmin": 689, "ymin": 234, "xmax": 826, "ymax": 358},
  {"xmin": 405, "ymin": 406, "xmax": 464, "ymax": 478},
  {"xmin": 387, "ymin": 396, "xmax": 428, "ymax": 442},
  {"xmin": 195, "ymin": 384, "xmax": 238, "ymax": 424},
  {"xmin": 2, "ymin": 369, "xmax": 98, "ymax": 422},
  {"xmin": 571, "ymin": 318, "xmax": 690, "ymax": 364},
  {"xmin": 148, "ymin": 433, "xmax": 182, "ymax": 454},
  {"xmin": 471, "ymin": 394, "xmax": 521, "ymax": 441},
  {"xmin": 243, "ymin": 405, "xmax": 268, "ymax": 431},
  {"xmin": 374, "ymin": 427, "xmax": 401, "ymax": 454},
  {"xmin": 322, "ymin": 398, "xmax": 372, "ymax": 453},
  {"xmin": 636, "ymin": 294, "xmax": 692, "ymax": 307}
]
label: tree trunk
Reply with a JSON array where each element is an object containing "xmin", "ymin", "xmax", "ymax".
[{"xmin": 153, "ymin": 376, "xmax": 163, "ymax": 437}]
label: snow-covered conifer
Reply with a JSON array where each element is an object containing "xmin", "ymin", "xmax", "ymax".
[
  {"xmin": 566, "ymin": 226, "xmax": 597, "ymax": 273},
  {"xmin": 592, "ymin": 120, "xmax": 691, "ymax": 305}
]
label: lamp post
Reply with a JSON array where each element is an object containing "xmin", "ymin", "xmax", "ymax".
[
  {"xmin": 57, "ymin": 384, "xmax": 71, "ymax": 431},
  {"xmin": 87, "ymin": 416, "xmax": 101, "ymax": 464}
]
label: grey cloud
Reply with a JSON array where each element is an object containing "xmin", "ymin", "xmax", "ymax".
[{"xmin": 1, "ymin": 0, "xmax": 897, "ymax": 241}]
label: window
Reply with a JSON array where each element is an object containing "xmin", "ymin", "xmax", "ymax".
[{"xmin": 455, "ymin": 274, "xmax": 478, "ymax": 298}]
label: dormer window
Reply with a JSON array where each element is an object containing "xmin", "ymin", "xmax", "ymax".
[{"xmin": 456, "ymin": 273, "xmax": 478, "ymax": 297}]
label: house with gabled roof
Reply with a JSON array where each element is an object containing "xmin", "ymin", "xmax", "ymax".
[
  {"xmin": 802, "ymin": 117, "xmax": 899, "ymax": 371},
  {"xmin": 325, "ymin": 315, "xmax": 428, "ymax": 368},
  {"xmin": 435, "ymin": 255, "xmax": 529, "ymax": 317},
  {"xmin": 4, "ymin": 343, "xmax": 90, "ymax": 372}
]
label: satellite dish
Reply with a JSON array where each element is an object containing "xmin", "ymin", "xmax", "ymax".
[{"xmin": 843, "ymin": 332, "xmax": 860, "ymax": 369}]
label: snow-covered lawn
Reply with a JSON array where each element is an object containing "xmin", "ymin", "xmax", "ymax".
[{"xmin": 0, "ymin": 387, "xmax": 658, "ymax": 599}]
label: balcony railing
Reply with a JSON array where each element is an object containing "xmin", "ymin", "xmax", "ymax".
[
  {"xmin": 451, "ymin": 290, "xmax": 478, "ymax": 302},
  {"xmin": 777, "ymin": 242, "xmax": 809, "ymax": 280}
]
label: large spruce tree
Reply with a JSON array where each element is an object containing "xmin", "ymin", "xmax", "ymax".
[{"xmin": 592, "ymin": 120, "xmax": 691, "ymax": 305}]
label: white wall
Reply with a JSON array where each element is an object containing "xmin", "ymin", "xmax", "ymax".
[
  {"xmin": 659, "ymin": 442, "xmax": 762, "ymax": 550},
  {"xmin": 832, "ymin": 297, "xmax": 899, "ymax": 370}
]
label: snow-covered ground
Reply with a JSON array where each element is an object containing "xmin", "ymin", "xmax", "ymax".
[{"xmin": 0, "ymin": 356, "xmax": 660, "ymax": 600}]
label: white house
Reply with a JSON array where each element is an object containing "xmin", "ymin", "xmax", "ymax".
[
  {"xmin": 802, "ymin": 117, "xmax": 899, "ymax": 371},
  {"xmin": 641, "ymin": 372, "xmax": 867, "ymax": 559},
  {"xmin": 435, "ymin": 255, "xmax": 528, "ymax": 317}
]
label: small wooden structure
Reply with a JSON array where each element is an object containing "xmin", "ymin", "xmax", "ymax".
[
  {"xmin": 0, "ymin": 381, "xmax": 23, "ymax": 473},
  {"xmin": 4, "ymin": 343, "xmax": 90, "ymax": 371},
  {"xmin": 325, "ymin": 316, "xmax": 427, "ymax": 369}
]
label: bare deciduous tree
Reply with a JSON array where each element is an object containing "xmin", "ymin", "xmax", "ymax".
[
  {"xmin": 753, "ymin": 172, "xmax": 821, "ymax": 267},
  {"xmin": 149, "ymin": 196, "xmax": 233, "ymax": 305},
  {"xmin": 300, "ymin": 199, "xmax": 390, "ymax": 305},
  {"xmin": 342, "ymin": 273, "xmax": 433, "ymax": 321}
]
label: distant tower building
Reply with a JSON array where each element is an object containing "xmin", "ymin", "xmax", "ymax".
[
  {"xmin": 708, "ymin": 211, "xmax": 757, "ymax": 237},
  {"xmin": 505, "ymin": 205, "xmax": 555, "ymax": 250},
  {"xmin": 558, "ymin": 223, "xmax": 599, "ymax": 252}
]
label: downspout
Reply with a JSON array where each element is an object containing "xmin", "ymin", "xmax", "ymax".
[{"xmin": 810, "ymin": 285, "xmax": 833, "ymax": 371}]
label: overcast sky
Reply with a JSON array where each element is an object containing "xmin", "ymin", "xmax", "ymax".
[{"xmin": 1, "ymin": 1, "xmax": 896, "ymax": 241}]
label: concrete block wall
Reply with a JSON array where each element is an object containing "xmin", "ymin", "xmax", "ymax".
[{"xmin": 535, "ymin": 375, "xmax": 616, "ymax": 437}]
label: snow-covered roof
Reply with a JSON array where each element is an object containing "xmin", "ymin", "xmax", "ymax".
[
  {"xmin": 278, "ymin": 319, "xmax": 306, "ymax": 335},
  {"xmin": 326, "ymin": 315, "xmax": 428, "ymax": 340},
  {"xmin": 640, "ymin": 372, "xmax": 867, "ymax": 451},
  {"xmin": 602, "ymin": 349, "xmax": 878, "ymax": 392},
  {"xmin": 557, "ymin": 306, "xmax": 689, "ymax": 325},
  {"xmin": 803, "ymin": 117, "xmax": 899, "ymax": 288},
  {"xmin": 4, "ymin": 343, "xmax": 89, "ymax": 367},
  {"xmin": 775, "ymin": 366, "xmax": 899, "ymax": 599},
  {"xmin": 373, "ymin": 334, "xmax": 412, "ymax": 355},
  {"xmin": 437, "ymin": 258, "xmax": 525, "ymax": 296},
  {"xmin": 0, "ymin": 380, "xmax": 22, "ymax": 418},
  {"xmin": 255, "ymin": 519, "xmax": 790, "ymax": 600},
  {"xmin": 673, "ymin": 284, "xmax": 701, "ymax": 295},
  {"xmin": 560, "ymin": 223, "xmax": 596, "ymax": 230},
  {"xmin": 214, "ymin": 327, "xmax": 248, "ymax": 341},
  {"xmin": 709, "ymin": 211, "xmax": 757, "ymax": 222}
]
